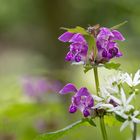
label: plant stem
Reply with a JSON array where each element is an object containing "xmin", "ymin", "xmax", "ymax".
[
  {"xmin": 132, "ymin": 123, "xmax": 137, "ymax": 140},
  {"xmin": 93, "ymin": 67, "xmax": 108, "ymax": 140},
  {"xmin": 93, "ymin": 67, "xmax": 100, "ymax": 96},
  {"xmin": 100, "ymin": 116, "xmax": 108, "ymax": 140}
]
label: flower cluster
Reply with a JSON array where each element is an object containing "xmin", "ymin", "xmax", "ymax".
[
  {"xmin": 95, "ymin": 27, "xmax": 125, "ymax": 63},
  {"xmin": 58, "ymin": 26, "xmax": 125, "ymax": 65},
  {"xmin": 59, "ymin": 70, "xmax": 140, "ymax": 131},
  {"xmin": 58, "ymin": 23, "xmax": 140, "ymax": 138},
  {"xmin": 92, "ymin": 70, "xmax": 140, "ymax": 131},
  {"xmin": 59, "ymin": 83, "xmax": 94, "ymax": 117},
  {"xmin": 58, "ymin": 32, "xmax": 88, "ymax": 64}
]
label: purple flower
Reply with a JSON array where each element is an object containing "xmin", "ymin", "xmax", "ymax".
[
  {"xmin": 22, "ymin": 77, "xmax": 48, "ymax": 98},
  {"xmin": 96, "ymin": 27, "xmax": 125, "ymax": 63},
  {"xmin": 22, "ymin": 76, "xmax": 63, "ymax": 101},
  {"xmin": 58, "ymin": 32, "xmax": 88, "ymax": 64},
  {"xmin": 59, "ymin": 83, "xmax": 94, "ymax": 117}
]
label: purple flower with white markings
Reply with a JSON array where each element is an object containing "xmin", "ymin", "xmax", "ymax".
[
  {"xmin": 59, "ymin": 83, "xmax": 94, "ymax": 117},
  {"xmin": 58, "ymin": 32, "xmax": 88, "ymax": 64},
  {"xmin": 95, "ymin": 27, "xmax": 125, "ymax": 63}
]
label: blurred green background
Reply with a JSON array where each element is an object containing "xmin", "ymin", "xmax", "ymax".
[{"xmin": 0, "ymin": 0, "xmax": 140, "ymax": 140}]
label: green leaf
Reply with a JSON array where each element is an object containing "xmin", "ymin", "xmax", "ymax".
[
  {"xmin": 115, "ymin": 114, "xmax": 125, "ymax": 122},
  {"xmin": 35, "ymin": 118, "xmax": 96, "ymax": 140},
  {"xmin": 104, "ymin": 62, "xmax": 121, "ymax": 70},
  {"xmin": 84, "ymin": 35, "xmax": 95, "ymax": 50},
  {"xmin": 60, "ymin": 26, "xmax": 89, "ymax": 35},
  {"xmin": 84, "ymin": 64, "xmax": 93, "ymax": 73},
  {"xmin": 110, "ymin": 21, "xmax": 128, "ymax": 30},
  {"xmin": 84, "ymin": 118, "xmax": 96, "ymax": 127}
]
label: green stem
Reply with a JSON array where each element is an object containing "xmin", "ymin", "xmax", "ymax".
[
  {"xmin": 93, "ymin": 67, "xmax": 100, "ymax": 96},
  {"xmin": 132, "ymin": 123, "xmax": 137, "ymax": 140},
  {"xmin": 93, "ymin": 67, "xmax": 108, "ymax": 140},
  {"xmin": 100, "ymin": 116, "xmax": 108, "ymax": 140}
]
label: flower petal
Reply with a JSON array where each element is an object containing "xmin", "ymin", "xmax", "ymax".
[
  {"xmin": 111, "ymin": 30, "xmax": 125, "ymax": 41},
  {"xmin": 76, "ymin": 87, "xmax": 90, "ymax": 96},
  {"xmin": 59, "ymin": 83, "xmax": 77, "ymax": 94},
  {"xmin": 92, "ymin": 102, "xmax": 103, "ymax": 109},
  {"xmin": 69, "ymin": 33, "xmax": 86, "ymax": 43},
  {"xmin": 86, "ymin": 96, "xmax": 94, "ymax": 107},
  {"xmin": 97, "ymin": 27, "xmax": 114, "ymax": 40},
  {"xmin": 123, "ymin": 73, "xmax": 133, "ymax": 87},
  {"xmin": 72, "ymin": 61, "xmax": 85, "ymax": 65},
  {"xmin": 120, "ymin": 88, "xmax": 126, "ymax": 106},
  {"xmin": 132, "ymin": 118, "xmax": 140, "ymax": 124},
  {"xmin": 65, "ymin": 51, "xmax": 74, "ymax": 61},
  {"xmin": 91, "ymin": 95, "xmax": 103, "ymax": 102},
  {"xmin": 120, "ymin": 120, "xmax": 129, "ymax": 131},
  {"xmin": 83, "ymin": 109, "xmax": 90, "ymax": 117},
  {"xmin": 69, "ymin": 105, "xmax": 77, "ymax": 113},
  {"xmin": 133, "ymin": 110, "xmax": 140, "ymax": 117},
  {"xmin": 115, "ymin": 111, "xmax": 128, "ymax": 119},
  {"xmin": 108, "ymin": 95, "xmax": 121, "ymax": 105},
  {"xmin": 72, "ymin": 96, "xmax": 81, "ymax": 106},
  {"xmin": 100, "ymin": 103, "xmax": 114, "ymax": 109},
  {"xmin": 58, "ymin": 32, "xmax": 74, "ymax": 42},
  {"xmin": 126, "ymin": 93, "xmax": 135, "ymax": 105},
  {"xmin": 133, "ymin": 69, "xmax": 140, "ymax": 86}
]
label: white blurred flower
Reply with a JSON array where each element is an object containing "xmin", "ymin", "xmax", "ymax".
[
  {"xmin": 109, "ymin": 88, "xmax": 135, "ymax": 113},
  {"xmin": 92, "ymin": 70, "xmax": 140, "ymax": 125},
  {"xmin": 91, "ymin": 93, "xmax": 120, "ymax": 111},
  {"xmin": 122, "ymin": 69, "xmax": 140, "ymax": 87},
  {"xmin": 91, "ymin": 92, "xmax": 115, "ymax": 111},
  {"xmin": 107, "ymin": 72, "xmax": 123, "ymax": 85},
  {"xmin": 101, "ymin": 72, "xmax": 124, "ymax": 96},
  {"xmin": 120, "ymin": 110, "xmax": 140, "ymax": 131},
  {"xmin": 106, "ymin": 88, "xmax": 140, "ymax": 131}
]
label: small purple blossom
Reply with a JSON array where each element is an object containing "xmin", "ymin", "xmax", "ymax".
[
  {"xmin": 22, "ymin": 76, "xmax": 62, "ymax": 101},
  {"xmin": 59, "ymin": 83, "xmax": 94, "ymax": 117},
  {"xmin": 96, "ymin": 27, "xmax": 125, "ymax": 63},
  {"xmin": 22, "ymin": 77, "xmax": 48, "ymax": 98},
  {"xmin": 58, "ymin": 32, "xmax": 88, "ymax": 64}
]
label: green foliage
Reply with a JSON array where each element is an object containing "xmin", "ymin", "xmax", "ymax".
[
  {"xmin": 84, "ymin": 118, "xmax": 96, "ymax": 127},
  {"xmin": 84, "ymin": 64, "xmax": 93, "ymax": 73},
  {"xmin": 60, "ymin": 26, "xmax": 89, "ymax": 35},
  {"xmin": 115, "ymin": 114, "xmax": 125, "ymax": 122},
  {"xmin": 35, "ymin": 118, "xmax": 96, "ymax": 140},
  {"xmin": 84, "ymin": 35, "xmax": 96, "ymax": 54},
  {"xmin": 104, "ymin": 62, "xmax": 121, "ymax": 70},
  {"xmin": 110, "ymin": 21, "xmax": 128, "ymax": 30}
]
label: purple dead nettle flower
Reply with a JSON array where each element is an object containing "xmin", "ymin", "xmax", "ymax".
[
  {"xmin": 22, "ymin": 76, "xmax": 48, "ymax": 99},
  {"xmin": 95, "ymin": 27, "xmax": 125, "ymax": 63},
  {"xmin": 22, "ymin": 76, "xmax": 62, "ymax": 100},
  {"xmin": 59, "ymin": 83, "xmax": 94, "ymax": 117},
  {"xmin": 58, "ymin": 32, "xmax": 88, "ymax": 64}
]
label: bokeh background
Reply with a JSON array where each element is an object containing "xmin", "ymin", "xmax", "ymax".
[{"xmin": 0, "ymin": 0, "xmax": 140, "ymax": 140}]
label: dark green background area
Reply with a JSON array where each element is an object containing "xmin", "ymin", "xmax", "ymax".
[{"xmin": 0, "ymin": 0, "xmax": 140, "ymax": 140}]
